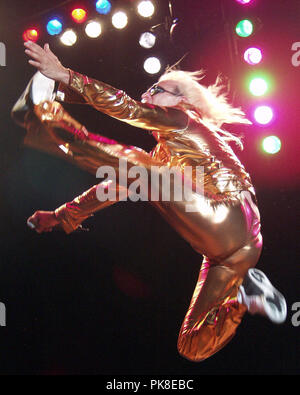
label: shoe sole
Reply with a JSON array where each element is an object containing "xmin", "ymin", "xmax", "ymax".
[
  {"xmin": 31, "ymin": 72, "xmax": 55, "ymax": 105},
  {"xmin": 248, "ymin": 268, "xmax": 287, "ymax": 324},
  {"xmin": 11, "ymin": 72, "xmax": 55, "ymax": 127}
]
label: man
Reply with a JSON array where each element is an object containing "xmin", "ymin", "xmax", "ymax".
[{"xmin": 11, "ymin": 41, "xmax": 287, "ymax": 361}]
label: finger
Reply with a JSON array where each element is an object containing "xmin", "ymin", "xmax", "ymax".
[
  {"xmin": 25, "ymin": 42, "xmax": 46, "ymax": 59},
  {"xmin": 27, "ymin": 219, "xmax": 36, "ymax": 229},
  {"xmin": 25, "ymin": 49, "xmax": 41, "ymax": 61},
  {"xmin": 24, "ymin": 41, "xmax": 44, "ymax": 53},
  {"xmin": 28, "ymin": 59, "xmax": 41, "ymax": 68},
  {"xmin": 44, "ymin": 43, "xmax": 50, "ymax": 52},
  {"xmin": 27, "ymin": 213, "xmax": 39, "ymax": 229}
]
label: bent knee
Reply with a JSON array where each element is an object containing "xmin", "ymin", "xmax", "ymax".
[{"xmin": 222, "ymin": 233, "xmax": 263, "ymax": 279}]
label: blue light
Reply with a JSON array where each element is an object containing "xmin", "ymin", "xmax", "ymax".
[
  {"xmin": 96, "ymin": 0, "xmax": 112, "ymax": 15},
  {"xmin": 47, "ymin": 19, "xmax": 63, "ymax": 36}
]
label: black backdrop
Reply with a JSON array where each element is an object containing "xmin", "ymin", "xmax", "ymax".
[{"xmin": 0, "ymin": 0, "xmax": 299, "ymax": 376}]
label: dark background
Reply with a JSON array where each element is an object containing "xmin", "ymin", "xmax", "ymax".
[{"xmin": 0, "ymin": 0, "xmax": 299, "ymax": 375}]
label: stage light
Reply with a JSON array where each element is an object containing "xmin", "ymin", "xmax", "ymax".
[
  {"xmin": 137, "ymin": 1, "xmax": 155, "ymax": 18},
  {"xmin": 244, "ymin": 47, "xmax": 262, "ymax": 65},
  {"xmin": 143, "ymin": 57, "xmax": 161, "ymax": 74},
  {"xmin": 112, "ymin": 11, "xmax": 128, "ymax": 29},
  {"xmin": 254, "ymin": 106, "xmax": 274, "ymax": 125},
  {"xmin": 85, "ymin": 21, "xmax": 102, "ymax": 38},
  {"xmin": 236, "ymin": 0, "xmax": 252, "ymax": 4},
  {"xmin": 139, "ymin": 32, "xmax": 156, "ymax": 48},
  {"xmin": 96, "ymin": 0, "xmax": 112, "ymax": 15},
  {"xmin": 23, "ymin": 28, "xmax": 39, "ymax": 42},
  {"xmin": 47, "ymin": 19, "xmax": 63, "ymax": 36},
  {"xmin": 249, "ymin": 77, "xmax": 268, "ymax": 96},
  {"xmin": 71, "ymin": 8, "xmax": 87, "ymax": 23},
  {"xmin": 60, "ymin": 29, "xmax": 77, "ymax": 46},
  {"xmin": 262, "ymin": 136, "xmax": 281, "ymax": 154},
  {"xmin": 235, "ymin": 19, "xmax": 253, "ymax": 37}
]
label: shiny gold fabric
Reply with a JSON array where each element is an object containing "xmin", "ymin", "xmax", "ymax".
[{"xmin": 15, "ymin": 71, "xmax": 263, "ymax": 362}]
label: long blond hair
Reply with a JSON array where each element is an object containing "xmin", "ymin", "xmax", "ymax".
[{"xmin": 159, "ymin": 69, "xmax": 251, "ymax": 150}]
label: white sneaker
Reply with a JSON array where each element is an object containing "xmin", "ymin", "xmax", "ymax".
[
  {"xmin": 11, "ymin": 72, "xmax": 55, "ymax": 127},
  {"xmin": 31, "ymin": 71, "xmax": 55, "ymax": 105},
  {"xmin": 237, "ymin": 268, "xmax": 287, "ymax": 324}
]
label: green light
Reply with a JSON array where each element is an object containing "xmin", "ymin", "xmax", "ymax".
[
  {"xmin": 236, "ymin": 19, "xmax": 253, "ymax": 37},
  {"xmin": 249, "ymin": 77, "xmax": 269, "ymax": 96},
  {"xmin": 262, "ymin": 136, "xmax": 281, "ymax": 154}
]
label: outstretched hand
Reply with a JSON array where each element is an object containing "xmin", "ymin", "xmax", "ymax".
[
  {"xmin": 27, "ymin": 210, "xmax": 60, "ymax": 234},
  {"xmin": 24, "ymin": 41, "xmax": 70, "ymax": 84}
]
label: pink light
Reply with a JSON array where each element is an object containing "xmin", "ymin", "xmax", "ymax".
[
  {"xmin": 236, "ymin": 0, "xmax": 253, "ymax": 4},
  {"xmin": 254, "ymin": 106, "xmax": 274, "ymax": 125},
  {"xmin": 244, "ymin": 47, "xmax": 262, "ymax": 65}
]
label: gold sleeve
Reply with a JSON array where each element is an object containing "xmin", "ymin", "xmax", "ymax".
[
  {"xmin": 57, "ymin": 70, "xmax": 188, "ymax": 133},
  {"xmin": 54, "ymin": 184, "xmax": 117, "ymax": 234}
]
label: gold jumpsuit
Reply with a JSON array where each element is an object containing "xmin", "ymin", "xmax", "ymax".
[{"xmin": 16, "ymin": 70, "xmax": 263, "ymax": 362}]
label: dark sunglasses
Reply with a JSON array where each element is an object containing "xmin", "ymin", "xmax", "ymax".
[{"xmin": 149, "ymin": 84, "xmax": 181, "ymax": 97}]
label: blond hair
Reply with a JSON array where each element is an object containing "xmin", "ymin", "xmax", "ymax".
[{"xmin": 159, "ymin": 69, "xmax": 251, "ymax": 149}]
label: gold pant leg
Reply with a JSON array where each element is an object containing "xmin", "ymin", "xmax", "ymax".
[
  {"xmin": 177, "ymin": 258, "xmax": 248, "ymax": 362},
  {"xmin": 31, "ymin": 101, "xmax": 162, "ymax": 177}
]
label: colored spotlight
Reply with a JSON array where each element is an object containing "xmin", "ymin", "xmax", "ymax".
[
  {"xmin": 112, "ymin": 11, "xmax": 128, "ymax": 29},
  {"xmin": 85, "ymin": 21, "xmax": 102, "ymax": 38},
  {"xmin": 244, "ymin": 47, "xmax": 262, "ymax": 65},
  {"xmin": 60, "ymin": 29, "xmax": 77, "ymax": 46},
  {"xmin": 96, "ymin": 0, "xmax": 112, "ymax": 15},
  {"xmin": 249, "ymin": 77, "xmax": 268, "ymax": 96},
  {"xmin": 262, "ymin": 136, "xmax": 281, "ymax": 154},
  {"xmin": 137, "ymin": 1, "xmax": 155, "ymax": 18},
  {"xmin": 139, "ymin": 32, "xmax": 156, "ymax": 48},
  {"xmin": 47, "ymin": 19, "xmax": 63, "ymax": 36},
  {"xmin": 254, "ymin": 106, "xmax": 274, "ymax": 125},
  {"xmin": 71, "ymin": 8, "xmax": 87, "ymax": 23},
  {"xmin": 236, "ymin": 19, "xmax": 253, "ymax": 37},
  {"xmin": 236, "ymin": 0, "xmax": 252, "ymax": 4},
  {"xmin": 143, "ymin": 57, "xmax": 161, "ymax": 74},
  {"xmin": 23, "ymin": 28, "xmax": 39, "ymax": 42}
]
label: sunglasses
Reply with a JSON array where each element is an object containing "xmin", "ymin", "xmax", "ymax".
[{"xmin": 149, "ymin": 84, "xmax": 181, "ymax": 97}]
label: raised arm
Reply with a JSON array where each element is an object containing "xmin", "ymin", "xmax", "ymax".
[
  {"xmin": 24, "ymin": 41, "xmax": 188, "ymax": 133},
  {"xmin": 57, "ymin": 70, "xmax": 188, "ymax": 132}
]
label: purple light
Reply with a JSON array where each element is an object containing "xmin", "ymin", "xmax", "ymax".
[
  {"xmin": 254, "ymin": 106, "xmax": 274, "ymax": 125},
  {"xmin": 244, "ymin": 47, "xmax": 262, "ymax": 65},
  {"xmin": 236, "ymin": 0, "xmax": 253, "ymax": 4}
]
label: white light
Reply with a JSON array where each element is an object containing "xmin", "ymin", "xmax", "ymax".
[
  {"xmin": 254, "ymin": 106, "xmax": 274, "ymax": 125},
  {"xmin": 137, "ymin": 1, "xmax": 155, "ymax": 18},
  {"xmin": 59, "ymin": 144, "xmax": 69, "ymax": 154},
  {"xmin": 262, "ymin": 136, "xmax": 281, "ymax": 154},
  {"xmin": 85, "ymin": 21, "xmax": 102, "ymax": 38},
  {"xmin": 143, "ymin": 57, "xmax": 161, "ymax": 74},
  {"xmin": 112, "ymin": 11, "xmax": 128, "ymax": 29},
  {"xmin": 139, "ymin": 32, "xmax": 156, "ymax": 48},
  {"xmin": 244, "ymin": 47, "xmax": 262, "ymax": 65},
  {"xmin": 60, "ymin": 29, "xmax": 77, "ymax": 46}
]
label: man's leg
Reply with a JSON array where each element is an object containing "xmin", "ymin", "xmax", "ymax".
[{"xmin": 177, "ymin": 257, "xmax": 247, "ymax": 362}]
